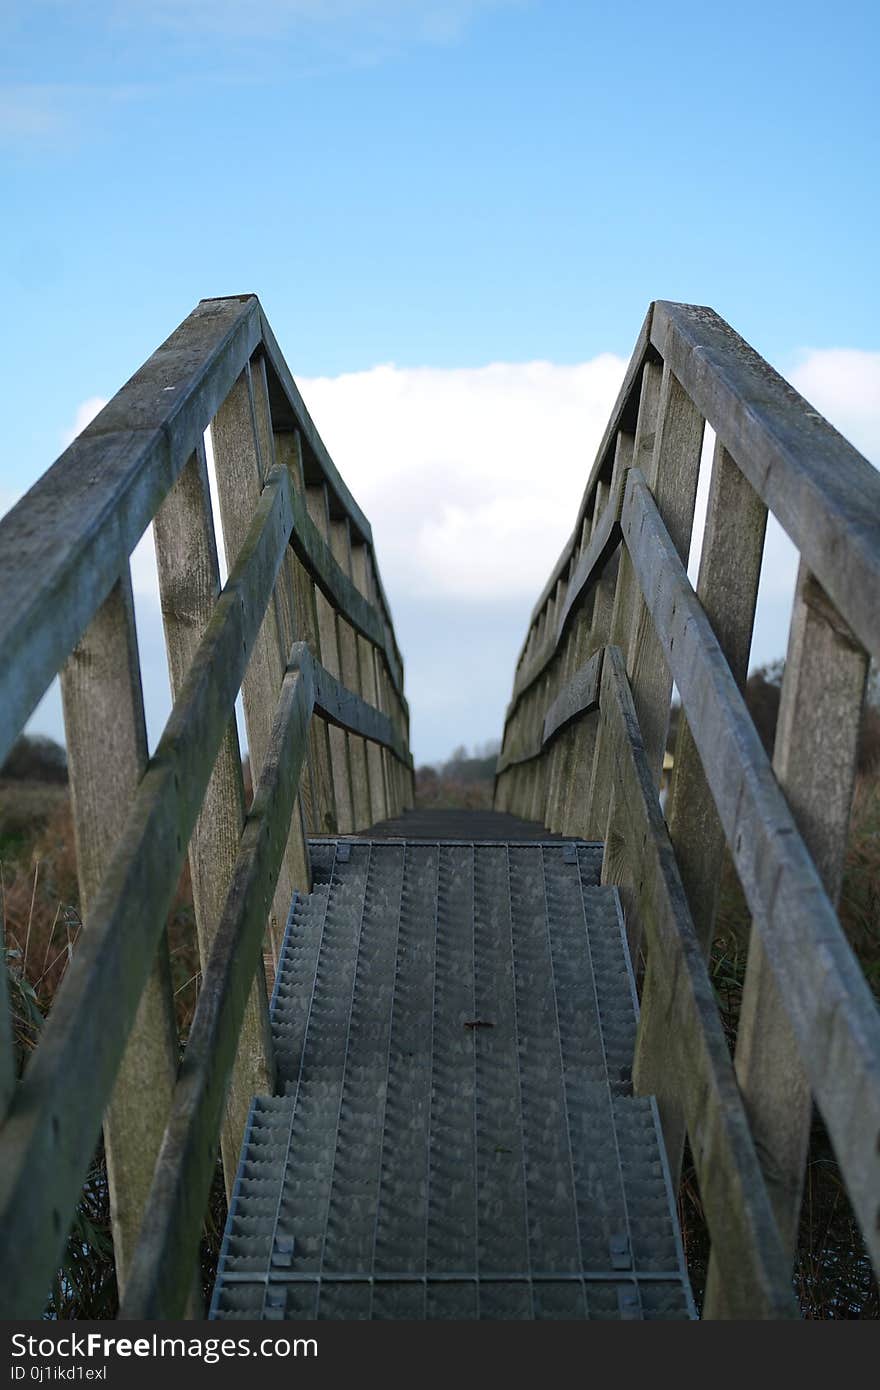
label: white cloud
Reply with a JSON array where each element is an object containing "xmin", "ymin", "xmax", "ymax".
[
  {"xmin": 298, "ymin": 355, "xmax": 627, "ymax": 601},
  {"xmin": 789, "ymin": 348, "xmax": 880, "ymax": 464},
  {"xmin": 45, "ymin": 345, "xmax": 878, "ymax": 762}
]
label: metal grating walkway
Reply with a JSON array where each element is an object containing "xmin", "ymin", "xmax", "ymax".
[{"xmin": 211, "ymin": 836, "xmax": 694, "ymax": 1320}]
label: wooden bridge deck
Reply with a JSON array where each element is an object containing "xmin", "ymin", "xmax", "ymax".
[{"xmin": 210, "ymin": 822, "xmax": 694, "ymax": 1320}]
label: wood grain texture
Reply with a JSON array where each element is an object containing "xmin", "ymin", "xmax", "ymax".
[
  {"xmin": 620, "ymin": 467, "xmax": 880, "ymax": 1270},
  {"xmin": 305, "ymin": 484, "xmax": 354, "ymax": 833},
  {"xmin": 730, "ymin": 565, "xmax": 868, "ymax": 1268},
  {"xmin": 665, "ymin": 438, "xmax": 767, "ymax": 954},
  {"xmin": 625, "ymin": 363, "xmax": 704, "ymax": 787},
  {"xmin": 651, "ymin": 300, "xmax": 880, "ymax": 663},
  {"xmin": 351, "ymin": 540, "xmax": 389, "ymax": 826},
  {"xmin": 0, "ymin": 296, "xmax": 260, "ymax": 769},
  {"xmin": 211, "ymin": 366, "xmax": 310, "ymax": 961},
  {"xmin": 275, "ymin": 431, "xmax": 337, "ymax": 834},
  {"xmin": 152, "ymin": 441, "xmax": 273, "ymax": 1194},
  {"xmin": 329, "ymin": 516, "xmax": 372, "ymax": 829},
  {"xmin": 60, "ymin": 572, "xmax": 179, "ymax": 1293},
  {"xmin": 120, "ymin": 663, "xmax": 314, "ymax": 1320},
  {"xmin": 0, "ymin": 462, "xmax": 294, "ymax": 1317},
  {"xmin": 598, "ymin": 646, "xmax": 796, "ymax": 1318}
]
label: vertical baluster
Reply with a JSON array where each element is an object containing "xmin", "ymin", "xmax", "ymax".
[
  {"xmin": 625, "ymin": 363, "xmax": 704, "ymax": 785},
  {"xmin": 274, "ymin": 431, "xmax": 338, "ymax": 835},
  {"xmin": 351, "ymin": 540, "xmax": 389, "ymax": 828},
  {"xmin": 608, "ymin": 360, "xmax": 663, "ymax": 654},
  {"xmin": 152, "ymin": 441, "xmax": 273, "ymax": 1192},
  {"xmin": 364, "ymin": 551, "xmax": 395, "ymax": 820},
  {"xmin": 585, "ymin": 431, "xmax": 634, "ymax": 838},
  {"xmin": 544, "ymin": 573, "xmax": 573, "ymax": 830},
  {"xmin": 556, "ymin": 517, "xmax": 597, "ymax": 838},
  {"xmin": 60, "ymin": 574, "xmax": 179, "ymax": 1293},
  {"xmin": 210, "ymin": 361, "xmax": 311, "ymax": 969},
  {"xmin": 527, "ymin": 610, "xmax": 548, "ymax": 819},
  {"xmin": 328, "ymin": 517, "xmax": 373, "ymax": 830},
  {"xmin": 634, "ymin": 439, "xmax": 767, "ymax": 1190},
  {"xmin": 304, "ymin": 484, "xmax": 354, "ymax": 832},
  {"xmin": 715, "ymin": 564, "xmax": 869, "ymax": 1310},
  {"xmin": 667, "ymin": 441, "xmax": 767, "ymax": 952}
]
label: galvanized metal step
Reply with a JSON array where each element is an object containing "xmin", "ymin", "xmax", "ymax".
[{"xmin": 211, "ymin": 840, "xmax": 694, "ymax": 1320}]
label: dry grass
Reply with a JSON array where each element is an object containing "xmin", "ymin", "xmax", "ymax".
[
  {"xmin": 680, "ymin": 769, "xmax": 880, "ymax": 1318},
  {"xmin": 415, "ymin": 771, "xmax": 494, "ymax": 810},
  {"xmin": 0, "ymin": 776, "xmax": 218, "ymax": 1318},
  {"xmin": 3, "ymin": 756, "xmax": 878, "ymax": 1318}
]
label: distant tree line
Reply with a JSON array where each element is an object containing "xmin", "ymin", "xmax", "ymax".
[
  {"xmin": 0, "ymin": 734, "xmax": 68, "ymax": 784},
  {"xmin": 668, "ymin": 661, "xmax": 880, "ymax": 774}
]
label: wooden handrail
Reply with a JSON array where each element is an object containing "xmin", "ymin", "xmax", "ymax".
[
  {"xmin": 0, "ymin": 296, "xmax": 413, "ymax": 1317},
  {"xmin": 497, "ymin": 300, "xmax": 880, "ymax": 1316}
]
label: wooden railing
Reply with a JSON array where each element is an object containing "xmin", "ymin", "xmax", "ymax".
[
  {"xmin": 0, "ymin": 294, "xmax": 413, "ymax": 1318},
  {"xmin": 496, "ymin": 301, "xmax": 880, "ymax": 1318}
]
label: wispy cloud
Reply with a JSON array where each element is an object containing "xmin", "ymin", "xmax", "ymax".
[
  {"xmin": 113, "ymin": 0, "xmax": 520, "ymax": 44},
  {"xmin": 0, "ymin": 82, "xmax": 153, "ymax": 147}
]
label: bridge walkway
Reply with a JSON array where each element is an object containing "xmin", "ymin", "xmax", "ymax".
[{"xmin": 210, "ymin": 811, "xmax": 694, "ymax": 1320}]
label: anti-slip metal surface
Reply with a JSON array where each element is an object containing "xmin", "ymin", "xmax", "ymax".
[{"xmin": 211, "ymin": 840, "xmax": 694, "ymax": 1320}]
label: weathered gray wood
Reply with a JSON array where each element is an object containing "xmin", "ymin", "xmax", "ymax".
[
  {"xmin": 666, "ymin": 439, "xmax": 767, "ymax": 953},
  {"xmin": 249, "ymin": 307, "xmax": 407, "ymax": 703},
  {"xmin": 250, "ymin": 360, "xmax": 315, "ymax": 910},
  {"xmin": 541, "ymin": 648, "xmax": 603, "ymax": 745},
  {"xmin": 555, "ymin": 476, "xmax": 624, "ymax": 646},
  {"xmin": 651, "ymin": 300, "xmax": 880, "ymax": 664},
  {"xmin": 588, "ymin": 365, "xmax": 664, "ymax": 840},
  {"xmin": 257, "ymin": 311, "xmax": 374, "ymax": 549},
  {"xmin": 275, "ymin": 431, "xmax": 338, "ymax": 834},
  {"xmin": 731, "ymin": 564, "xmax": 869, "ymax": 1266},
  {"xmin": 365, "ymin": 548, "xmax": 400, "ymax": 817},
  {"xmin": 120, "ymin": 661, "xmax": 314, "ymax": 1320},
  {"xmin": 287, "ymin": 489, "xmax": 406, "ymax": 701},
  {"xmin": 152, "ymin": 441, "xmax": 273, "ymax": 1195},
  {"xmin": 495, "ymin": 649, "xmax": 603, "ymax": 778},
  {"xmin": 620, "ymin": 466, "xmax": 880, "ymax": 1269},
  {"xmin": 0, "ymin": 296, "xmax": 261, "ymax": 770},
  {"xmin": 598, "ymin": 645, "xmax": 796, "ymax": 1318},
  {"xmin": 625, "ymin": 364, "xmax": 704, "ymax": 787},
  {"xmin": 351, "ymin": 539, "xmax": 389, "ymax": 827},
  {"xmin": 521, "ymin": 304, "xmax": 654, "ymax": 641},
  {"xmin": 546, "ymin": 538, "xmax": 586, "ymax": 830},
  {"xmin": 329, "ymin": 517, "xmax": 372, "ymax": 829},
  {"xmin": 290, "ymin": 645, "xmax": 410, "ymax": 764},
  {"xmin": 211, "ymin": 367, "xmax": 310, "ymax": 963},
  {"xmin": 59, "ymin": 572, "xmax": 179, "ymax": 1293},
  {"xmin": 505, "ymin": 478, "xmax": 621, "ymax": 758},
  {"xmin": 0, "ymin": 462, "xmax": 295, "ymax": 1318},
  {"xmin": 305, "ymin": 485, "xmax": 354, "ymax": 833},
  {"xmin": 563, "ymin": 457, "xmax": 627, "ymax": 839},
  {"xmin": 609, "ymin": 361, "xmax": 663, "ymax": 660}
]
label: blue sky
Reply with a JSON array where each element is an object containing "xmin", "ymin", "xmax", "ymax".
[{"xmin": 2, "ymin": 0, "xmax": 879, "ymax": 763}]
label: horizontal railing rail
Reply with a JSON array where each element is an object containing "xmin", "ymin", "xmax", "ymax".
[
  {"xmin": 496, "ymin": 300, "xmax": 880, "ymax": 1317},
  {"xmin": 0, "ymin": 295, "xmax": 413, "ymax": 1317}
]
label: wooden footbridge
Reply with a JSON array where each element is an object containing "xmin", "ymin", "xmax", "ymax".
[{"xmin": 0, "ymin": 296, "xmax": 878, "ymax": 1320}]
